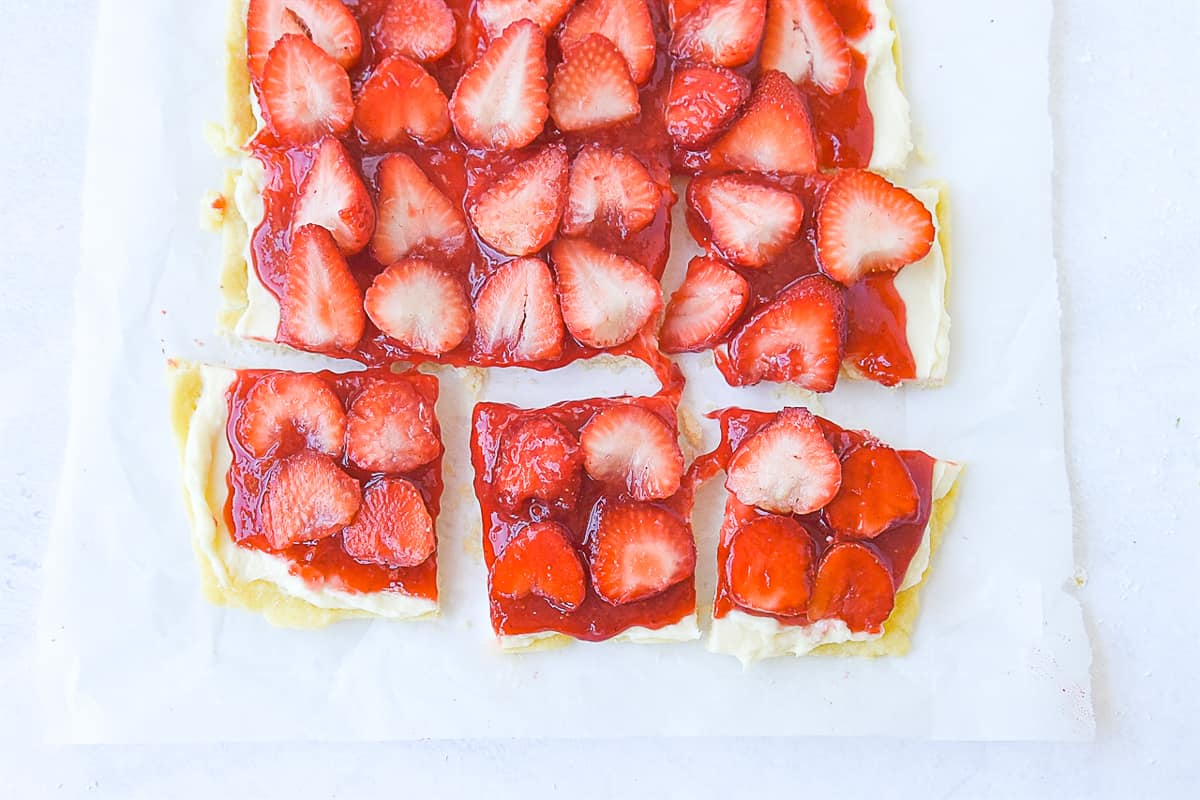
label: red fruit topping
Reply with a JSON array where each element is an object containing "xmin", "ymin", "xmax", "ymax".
[
  {"xmin": 248, "ymin": 0, "xmax": 362, "ymax": 81},
  {"xmin": 369, "ymin": 153, "xmax": 467, "ymax": 263},
  {"xmin": 559, "ymin": 0, "xmax": 656, "ymax": 85},
  {"xmin": 475, "ymin": 0, "xmax": 577, "ymax": 39},
  {"xmin": 364, "ymin": 259, "xmax": 472, "ymax": 356},
  {"xmin": 550, "ymin": 239, "xmax": 663, "ymax": 348},
  {"xmin": 341, "ymin": 478, "xmax": 436, "ymax": 567},
  {"xmin": 291, "ymin": 137, "xmax": 375, "ymax": 255},
  {"xmin": 588, "ymin": 500, "xmax": 696, "ymax": 605},
  {"xmin": 490, "ymin": 521, "xmax": 587, "ymax": 611},
  {"xmin": 823, "ymin": 444, "xmax": 920, "ymax": 539},
  {"xmin": 473, "ymin": 257, "xmax": 565, "ymax": 362},
  {"xmin": 669, "ymin": 0, "xmax": 766, "ymax": 68},
  {"xmin": 760, "ymin": 0, "xmax": 852, "ymax": 95},
  {"xmin": 660, "ymin": 256, "xmax": 749, "ymax": 352},
  {"xmin": 345, "ymin": 380, "xmax": 442, "ymax": 474},
  {"xmin": 664, "ymin": 64, "xmax": 750, "ymax": 148},
  {"xmin": 667, "ymin": 0, "xmax": 706, "ymax": 28},
  {"xmin": 725, "ymin": 407, "xmax": 842, "ymax": 514},
  {"xmin": 279, "ymin": 225, "xmax": 366, "ymax": 352},
  {"xmin": 549, "ymin": 34, "xmax": 640, "ymax": 132},
  {"xmin": 580, "ymin": 405, "xmax": 684, "ymax": 501},
  {"xmin": 726, "ymin": 514, "xmax": 816, "ymax": 615},
  {"xmin": 372, "ymin": 0, "xmax": 457, "ymax": 63},
  {"xmin": 816, "ymin": 170, "xmax": 936, "ymax": 285},
  {"xmin": 469, "ymin": 145, "xmax": 568, "ymax": 256},
  {"xmin": 353, "ymin": 55, "xmax": 451, "ymax": 147},
  {"xmin": 261, "ymin": 450, "xmax": 361, "ymax": 550},
  {"xmin": 450, "ymin": 19, "xmax": 549, "ymax": 150},
  {"xmin": 492, "ymin": 414, "xmax": 583, "ymax": 510},
  {"xmin": 710, "ymin": 70, "xmax": 818, "ymax": 174},
  {"xmin": 561, "ymin": 146, "xmax": 660, "ymax": 237},
  {"xmin": 235, "ymin": 371, "xmax": 347, "ymax": 459},
  {"xmin": 689, "ymin": 175, "xmax": 804, "ymax": 268},
  {"xmin": 260, "ymin": 34, "xmax": 353, "ymax": 145},
  {"xmin": 808, "ymin": 541, "xmax": 895, "ymax": 633}
]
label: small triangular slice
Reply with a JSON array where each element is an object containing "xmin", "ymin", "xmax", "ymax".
[
  {"xmin": 279, "ymin": 224, "xmax": 366, "ymax": 353},
  {"xmin": 710, "ymin": 70, "xmax": 818, "ymax": 174},
  {"xmin": 369, "ymin": 153, "xmax": 467, "ymax": 264}
]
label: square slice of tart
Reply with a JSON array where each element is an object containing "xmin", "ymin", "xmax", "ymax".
[
  {"xmin": 167, "ymin": 361, "xmax": 444, "ymax": 626},
  {"xmin": 690, "ymin": 406, "xmax": 960, "ymax": 663},
  {"xmin": 470, "ymin": 395, "xmax": 701, "ymax": 650}
]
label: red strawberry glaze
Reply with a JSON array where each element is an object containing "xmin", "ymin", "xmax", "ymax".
[
  {"xmin": 687, "ymin": 407, "xmax": 936, "ymax": 630},
  {"xmin": 223, "ymin": 367, "xmax": 441, "ymax": 601},
  {"xmin": 471, "ymin": 395, "xmax": 696, "ymax": 641}
]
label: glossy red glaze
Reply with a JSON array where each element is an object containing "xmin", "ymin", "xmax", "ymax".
[
  {"xmin": 471, "ymin": 396, "xmax": 696, "ymax": 641},
  {"xmin": 224, "ymin": 367, "xmax": 441, "ymax": 600},
  {"xmin": 844, "ymin": 271, "xmax": 914, "ymax": 385},
  {"xmin": 688, "ymin": 407, "xmax": 936, "ymax": 631}
]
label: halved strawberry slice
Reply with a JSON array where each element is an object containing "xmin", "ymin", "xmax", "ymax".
[
  {"xmin": 261, "ymin": 450, "xmax": 361, "ymax": 550},
  {"xmin": 561, "ymin": 146, "xmax": 660, "ymax": 237},
  {"xmin": 549, "ymin": 34, "xmax": 640, "ymax": 132},
  {"xmin": 260, "ymin": 34, "xmax": 354, "ymax": 145},
  {"xmin": 372, "ymin": 0, "xmax": 457, "ymax": 63},
  {"xmin": 234, "ymin": 371, "xmax": 347, "ymax": 459},
  {"xmin": 369, "ymin": 153, "xmax": 467, "ymax": 264},
  {"xmin": 473, "ymin": 257, "xmax": 565, "ymax": 362},
  {"xmin": 760, "ymin": 0, "xmax": 852, "ymax": 95},
  {"xmin": 669, "ymin": 0, "xmax": 766, "ymax": 68},
  {"xmin": 279, "ymin": 225, "xmax": 366, "ymax": 352},
  {"xmin": 353, "ymin": 55, "xmax": 451, "ymax": 147},
  {"xmin": 492, "ymin": 414, "xmax": 583, "ymax": 510},
  {"xmin": 559, "ymin": 0, "xmax": 656, "ymax": 85},
  {"xmin": 689, "ymin": 175, "xmax": 804, "ymax": 268},
  {"xmin": 823, "ymin": 444, "xmax": 920, "ymax": 539},
  {"xmin": 475, "ymin": 0, "xmax": 577, "ymax": 39},
  {"xmin": 816, "ymin": 170, "xmax": 936, "ymax": 285},
  {"xmin": 710, "ymin": 70, "xmax": 818, "ymax": 174},
  {"xmin": 341, "ymin": 478, "xmax": 436, "ymax": 567},
  {"xmin": 724, "ymin": 273, "xmax": 846, "ymax": 391},
  {"xmin": 450, "ymin": 19, "xmax": 549, "ymax": 150},
  {"xmin": 345, "ymin": 380, "xmax": 443, "ymax": 474},
  {"xmin": 248, "ymin": 0, "xmax": 362, "ymax": 82},
  {"xmin": 364, "ymin": 259, "xmax": 471, "ymax": 356},
  {"xmin": 550, "ymin": 239, "xmax": 663, "ymax": 348},
  {"xmin": 808, "ymin": 541, "xmax": 895, "ymax": 633},
  {"xmin": 667, "ymin": 0, "xmax": 706, "ymax": 27},
  {"xmin": 490, "ymin": 521, "xmax": 586, "ymax": 611},
  {"xmin": 726, "ymin": 514, "xmax": 815, "ymax": 615},
  {"xmin": 469, "ymin": 145, "xmax": 568, "ymax": 256},
  {"xmin": 724, "ymin": 407, "xmax": 842, "ymax": 515},
  {"xmin": 588, "ymin": 499, "xmax": 696, "ymax": 605},
  {"xmin": 660, "ymin": 256, "xmax": 749, "ymax": 352},
  {"xmin": 580, "ymin": 405, "xmax": 685, "ymax": 501},
  {"xmin": 292, "ymin": 137, "xmax": 375, "ymax": 255},
  {"xmin": 664, "ymin": 64, "xmax": 750, "ymax": 149}
]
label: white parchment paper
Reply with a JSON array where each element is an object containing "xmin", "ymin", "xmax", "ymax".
[{"xmin": 37, "ymin": 0, "xmax": 1094, "ymax": 741}]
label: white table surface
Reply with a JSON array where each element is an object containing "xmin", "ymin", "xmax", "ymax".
[{"xmin": 2, "ymin": 1, "xmax": 1196, "ymax": 795}]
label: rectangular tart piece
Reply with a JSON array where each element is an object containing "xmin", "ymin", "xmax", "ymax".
[
  {"xmin": 470, "ymin": 395, "xmax": 700, "ymax": 650},
  {"xmin": 168, "ymin": 361, "xmax": 443, "ymax": 626}
]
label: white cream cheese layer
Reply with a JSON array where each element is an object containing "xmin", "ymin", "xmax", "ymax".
[
  {"xmin": 499, "ymin": 614, "xmax": 701, "ymax": 652},
  {"xmin": 857, "ymin": 0, "xmax": 913, "ymax": 172},
  {"xmin": 232, "ymin": 157, "xmax": 282, "ymax": 342},
  {"xmin": 708, "ymin": 460, "xmax": 961, "ymax": 664},
  {"xmin": 182, "ymin": 365, "xmax": 438, "ymax": 619},
  {"xmin": 892, "ymin": 185, "xmax": 951, "ymax": 384}
]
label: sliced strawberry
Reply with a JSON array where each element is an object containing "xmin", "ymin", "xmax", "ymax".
[
  {"xmin": 549, "ymin": 34, "xmax": 640, "ymax": 132},
  {"xmin": 550, "ymin": 239, "xmax": 663, "ymax": 348},
  {"xmin": 490, "ymin": 521, "xmax": 586, "ymax": 611},
  {"xmin": 469, "ymin": 145, "xmax": 568, "ymax": 256},
  {"xmin": 353, "ymin": 56, "xmax": 451, "ymax": 147},
  {"xmin": 580, "ymin": 405, "xmax": 684, "ymax": 500},
  {"xmin": 372, "ymin": 0, "xmax": 457, "ymax": 63},
  {"xmin": 341, "ymin": 478, "xmax": 436, "ymax": 567},
  {"xmin": 667, "ymin": 0, "xmax": 705, "ymax": 27},
  {"xmin": 364, "ymin": 259, "xmax": 472, "ymax": 355},
  {"xmin": 669, "ymin": 0, "xmax": 766, "ymax": 68},
  {"xmin": 559, "ymin": 0, "xmax": 656, "ymax": 85},
  {"xmin": 725, "ymin": 273, "xmax": 846, "ymax": 391},
  {"xmin": 823, "ymin": 444, "xmax": 920, "ymax": 539},
  {"xmin": 816, "ymin": 170, "xmax": 936, "ymax": 285},
  {"xmin": 450, "ymin": 19, "xmax": 549, "ymax": 150},
  {"xmin": 248, "ymin": 0, "xmax": 362, "ymax": 82},
  {"xmin": 492, "ymin": 414, "xmax": 583, "ymax": 510},
  {"xmin": 475, "ymin": 0, "xmax": 577, "ymax": 39},
  {"xmin": 710, "ymin": 70, "xmax": 818, "ymax": 174},
  {"xmin": 808, "ymin": 541, "xmax": 895, "ymax": 633},
  {"xmin": 726, "ymin": 514, "xmax": 815, "ymax": 615},
  {"xmin": 664, "ymin": 64, "xmax": 750, "ymax": 149},
  {"xmin": 724, "ymin": 407, "xmax": 842, "ymax": 515},
  {"xmin": 660, "ymin": 256, "xmax": 749, "ymax": 352},
  {"xmin": 369, "ymin": 153, "xmax": 467, "ymax": 263},
  {"xmin": 560, "ymin": 146, "xmax": 660, "ymax": 237},
  {"xmin": 234, "ymin": 371, "xmax": 347, "ymax": 459},
  {"xmin": 292, "ymin": 137, "xmax": 375, "ymax": 255},
  {"xmin": 345, "ymin": 379, "xmax": 443, "ymax": 474},
  {"xmin": 588, "ymin": 499, "xmax": 696, "ymax": 605},
  {"xmin": 473, "ymin": 257, "xmax": 565, "ymax": 362},
  {"xmin": 279, "ymin": 225, "xmax": 366, "ymax": 352},
  {"xmin": 260, "ymin": 34, "xmax": 354, "ymax": 145},
  {"xmin": 761, "ymin": 0, "xmax": 852, "ymax": 95},
  {"xmin": 261, "ymin": 450, "xmax": 361, "ymax": 550},
  {"xmin": 689, "ymin": 175, "xmax": 804, "ymax": 268}
]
